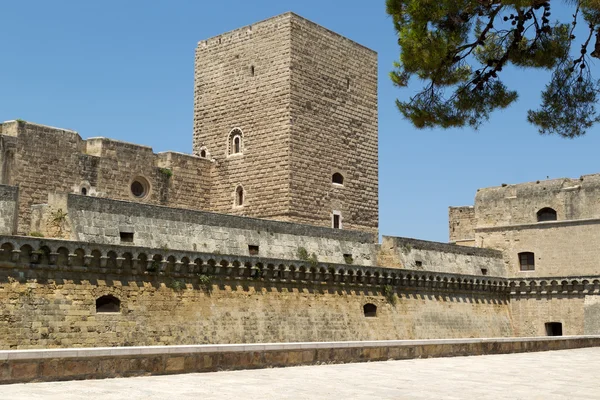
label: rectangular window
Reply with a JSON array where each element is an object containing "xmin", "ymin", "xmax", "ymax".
[
  {"xmin": 248, "ymin": 245, "xmax": 259, "ymax": 256},
  {"xmin": 120, "ymin": 232, "xmax": 134, "ymax": 243},
  {"xmin": 333, "ymin": 214, "xmax": 341, "ymax": 229},
  {"xmin": 545, "ymin": 322, "xmax": 563, "ymax": 336},
  {"xmin": 415, "ymin": 261, "xmax": 423, "ymax": 267},
  {"xmin": 519, "ymin": 252, "xmax": 535, "ymax": 271},
  {"xmin": 481, "ymin": 268, "xmax": 488, "ymax": 276}
]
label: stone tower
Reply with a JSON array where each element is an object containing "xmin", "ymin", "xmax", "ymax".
[{"xmin": 194, "ymin": 12, "xmax": 378, "ymax": 233}]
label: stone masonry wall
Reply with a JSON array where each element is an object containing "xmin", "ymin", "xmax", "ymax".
[
  {"xmin": 449, "ymin": 206, "xmax": 475, "ymax": 245},
  {"xmin": 288, "ymin": 15, "xmax": 378, "ymax": 233},
  {"xmin": 41, "ymin": 193, "xmax": 378, "ymax": 266},
  {"xmin": 476, "ymin": 221, "xmax": 600, "ymax": 277},
  {"xmin": 193, "ymin": 13, "xmax": 378, "ymax": 233},
  {"xmin": 473, "ymin": 175, "xmax": 600, "ymax": 228},
  {"xmin": 0, "ymin": 236, "xmax": 514, "ymax": 350},
  {"xmin": 193, "ymin": 13, "xmax": 293, "ymax": 221},
  {"xmin": 377, "ymin": 236, "xmax": 505, "ymax": 277},
  {"xmin": 0, "ymin": 121, "xmax": 213, "ymax": 235},
  {"xmin": 0, "ymin": 185, "xmax": 17, "ymax": 235}
]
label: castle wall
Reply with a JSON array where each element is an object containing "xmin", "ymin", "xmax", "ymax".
[
  {"xmin": 476, "ymin": 220, "xmax": 600, "ymax": 277},
  {"xmin": 449, "ymin": 206, "xmax": 475, "ymax": 245},
  {"xmin": 0, "ymin": 236, "xmax": 514, "ymax": 350},
  {"xmin": 377, "ymin": 236, "xmax": 505, "ymax": 277},
  {"xmin": 0, "ymin": 121, "xmax": 213, "ymax": 235},
  {"xmin": 40, "ymin": 194, "xmax": 377, "ymax": 265},
  {"xmin": 474, "ymin": 175, "xmax": 600, "ymax": 228},
  {"xmin": 0, "ymin": 185, "xmax": 17, "ymax": 235},
  {"xmin": 193, "ymin": 13, "xmax": 294, "ymax": 221},
  {"xmin": 509, "ymin": 296, "xmax": 595, "ymax": 336},
  {"xmin": 288, "ymin": 15, "xmax": 378, "ymax": 233}
]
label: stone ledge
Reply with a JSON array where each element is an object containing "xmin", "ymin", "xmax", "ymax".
[{"xmin": 1, "ymin": 336, "xmax": 598, "ymax": 384}]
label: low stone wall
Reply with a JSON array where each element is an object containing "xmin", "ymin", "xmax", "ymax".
[
  {"xmin": 0, "ymin": 185, "xmax": 17, "ymax": 235},
  {"xmin": 1, "ymin": 336, "xmax": 599, "ymax": 384}
]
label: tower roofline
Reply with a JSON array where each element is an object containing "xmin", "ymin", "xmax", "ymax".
[{"xmin": 197, "ymin": 12, "xmax": 377, "ymax": 55}]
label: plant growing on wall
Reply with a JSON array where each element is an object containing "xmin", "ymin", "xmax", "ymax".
[
  {"xmin": 383, "ymin": 285, "xmax": 397, "ymax": 306},
  {"xmin": 158, "ymin": 168, "xmax": 173, "ymax": 178},
  {"xmin": 49, "ymin": 208, "xmax": 68, "ymax": 237},
  {"xmin": 169, "ymin": 279, "xmax": 186, "ymax": 292},
  {"xmin": 297, "ymin": 247, "xmax": 318, "ymax": 268}
]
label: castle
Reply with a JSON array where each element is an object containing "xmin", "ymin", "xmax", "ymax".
[{"xmin": 0, "ymin": 12, "xmax": 598, "ymax": 350}]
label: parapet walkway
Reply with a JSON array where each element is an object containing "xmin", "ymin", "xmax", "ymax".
[{"xmin": 3, "ymin": 347, "xmax": 598, "ymax": 399}]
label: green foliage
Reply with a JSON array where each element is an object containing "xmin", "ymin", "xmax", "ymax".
[
  {"xmin": 198, "ymin": 274, "xmax": 212, "ymax": 286},
  {"xmin": 29, "ymin": 231, "xmax": 44, "ymax": 238},
  {"xmin": 401, "ymin": 243, "xmax": 412, "ymax": 254},
  {"xmin": 169, "ymin": 279, "xmax": 186, "ymax": 292},
  {"xmin": 383, "ymin": 285, "xmax": 397, "ymax": 306},
  {"xmin": 387, "ymin": 0, "xmax": 600, "ymax": 137},
  {"xmin": 297, "ymin": 247, "xmax": 309, "ymax": 260},
  {"xmin": 15, "ymin": 119, "xmax": 26, "ymax": 123},
  {"xmin": 50, "ymin": 208, "xmax": 68, "ymax": 236},
  {"xmin": 158, "ymin": 168, "xmax": 173, "ymax": 178},
  {"xmin": 147, "ymin": 260, "xmax": 160, "ymax": 273},
  {"xmin": 343, "ymin": 254, "xmax": 354, "ymax": 265},
  {"xmin": 297, "ymin": 247, "xmax": 319, "ymax": 268}
]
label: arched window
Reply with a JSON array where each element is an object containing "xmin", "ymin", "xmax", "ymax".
[
  {"xmin": 363, "ymin": 303, "xmax": 377, "ymax": 317},
  {"xmin": 200, "ymin": 150, "xmax": 206, "ymax": 158},
  {"xmin": 236, "ymin": 186, "xmax": 244, "ymax": 207},
  {"xmin": 537, "ymin": 207, "xmax": 557, "ymax": 222},
  {"xmin": 518, "ymin": 252, "xmax": 535, "ymax": 271},
  {"xmin": 96, "ymin": 295, "xmax": 121, "ymax": 313},
  {"xmin": 228, "ymin": 128, "xmax": 243, "ymax": 155},
  {"xmin": 81, "ymin": 187, "xmax": 87, "ymax": 195},
  {"xmin": 332, "ymin": 173, "xmax": 344, "ymax": 185}
]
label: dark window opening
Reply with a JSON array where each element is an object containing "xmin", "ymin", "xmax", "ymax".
[
  {"xmin": 200, "ymin": 150, "xmax": 206, "ymax": 158},
  {"xmin": 131, "ymin": 180, "xmax": 147, "ymax": 198},
  {"xmin": 537, "ymin": 207, "xmax": 557, "ymax": 222},
  {"xmin": 333, "ymin": 214, "xmax": 341, "ymax": 229},
  {"xmin": 250, "ymin": 65, "xmax": 255, "ymax": 76},
  {"xmin": 363, "ymin": 303, "xmax": 377, "ymax": 317},
  {"xmin": 415, "ymin": 261, "xmax": 423, "ymax": 267},
  {"xmin": 343, "ymin": 254, "xmax": 353, "ymax": 264},
  {"xmin": 249, "ymin": 245, "xmax": 259, "ymax": 256},
  {"xmin": 346, "ymin": 77, "xmax": 350, "ymax": 89},
  {"xmin": 545, "ymin": 322, "xmax": 563, "ymax": 336},
  {"xmin": 96, "ymin": 295, "xmax": 121, "ymax": 313},
  {"xmin": 236, "ymin": 186, "xmax": 244, "ymax": 206},
  {"xmin": 81, "ymin": 187, "xmax": 87, "ymax": 196},
  {"xmin": 332, "ymin": 173, "xmax": 344, "ymax": 185},
  {"xmin": 234, "ymin": 137, "xmax": 241, "ymax": 154},
  {"xmin": 120, "ymin": 232, "xmax": 134, "ymax": 243},
  {"xmin": 519, "ymin": 252, "xmax": 535, "ymax": 271},
  {"xmin": 481, "ymin": 268, "xmax": 488, "ymax": 276}
]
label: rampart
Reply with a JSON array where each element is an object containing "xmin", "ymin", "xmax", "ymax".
[
  {"xmin": 377, "ymin": 236, "xmax": 505, "ymax": 276},
  {"xmin": 30, "ymin": 192, "xmax": 377, "ymax": 266},
  {"xmin": 0, "ymin": 235, "xmax": 516, "ymax": 349}
]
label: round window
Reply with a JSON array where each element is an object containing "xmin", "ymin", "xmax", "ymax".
[{"xmin": 130, "ymin": 178, "xmax": 149, "ymax": 198}]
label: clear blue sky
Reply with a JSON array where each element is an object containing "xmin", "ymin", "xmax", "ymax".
[{"xmin": 2, "ymin": 1, "xmax": 599, "ymax": 243}]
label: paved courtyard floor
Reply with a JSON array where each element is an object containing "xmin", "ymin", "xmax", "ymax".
[{"xmin": 3, "ymin": 347, "xmax": 599, "ymax": 399}]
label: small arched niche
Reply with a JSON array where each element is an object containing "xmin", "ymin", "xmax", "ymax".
[
  {"xmin": 332, "ymin": 172, "xmax": 344, "ymax": 185},
  {"xmin": 235, "ymin": 185, "xmax": 244, "ymax": 207},
  {"xmin": 363, "ymin": 303, "xmax": 377, "ymax": 317},
  {"xmin": 537, "ymin": 207, "xmax": 557, "ymax": 222},
  {"xmin": 96, "ymin": 295, "xmax": 121, "ymax": 313}
]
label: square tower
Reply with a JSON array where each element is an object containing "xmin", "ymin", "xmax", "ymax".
[{"xmin": 194, "ymin": 13, "xmax": 378, "ymax": 233}]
